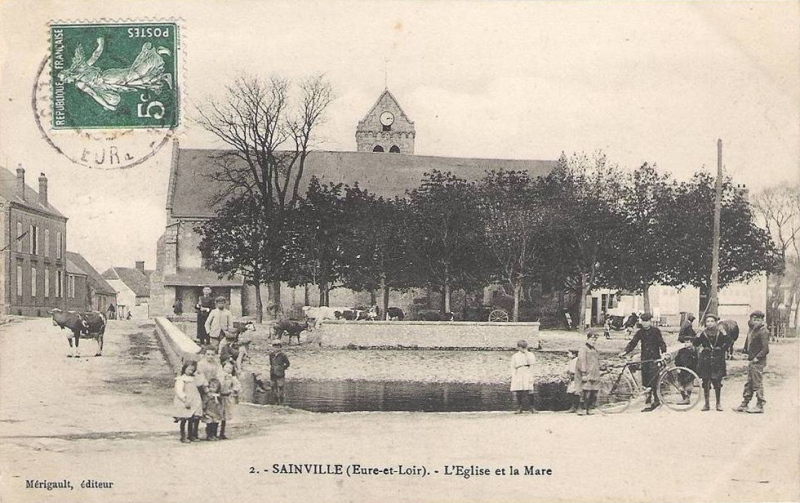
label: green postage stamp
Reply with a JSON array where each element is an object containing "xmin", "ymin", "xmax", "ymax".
[{"xmin": 50, "ymin": 22, "xmax": 179, "ymax": 129}]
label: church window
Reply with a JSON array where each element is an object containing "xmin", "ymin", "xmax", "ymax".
[
  {"xmin": 372, "ymin": 145, "xmax": 384, "ymax": 152},
  {"xmin": 389, "ymin": 145, "xmax": 400, "ymax": 153}
]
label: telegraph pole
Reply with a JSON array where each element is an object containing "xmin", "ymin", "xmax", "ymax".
[{"xmin": 709, "ymin": 139, "xmax": 723, "ymax": 316}]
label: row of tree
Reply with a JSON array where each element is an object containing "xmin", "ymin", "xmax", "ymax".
[
  {"xmin": 197, "ymin": 151, "xmax": 782, "ymax": 325},
  {"xmin": 194, "ymin": 74, "xmax": 783, "ymax": 326}
]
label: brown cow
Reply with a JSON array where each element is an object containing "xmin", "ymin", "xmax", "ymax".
[{"xmin": 50, "ymin": 308, "xmax": 106, "ymax": 357}]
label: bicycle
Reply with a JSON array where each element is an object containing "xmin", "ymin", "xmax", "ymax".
[{"xmin": 596, "ymin": 354, "xmax": 701, "ymax": 413}]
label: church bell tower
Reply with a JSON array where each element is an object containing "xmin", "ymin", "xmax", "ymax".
[{"xmin": 356, "ymin": 89, "xmax": 415, "ymax": 154}]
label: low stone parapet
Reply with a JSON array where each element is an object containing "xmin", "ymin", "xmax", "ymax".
[
  {"xmin": 153, "ymin": 317, "xmax": 201, "ymax": 371},
  {"xmin": 318, "ymin": 321, "xmax": 540, "ymax": 349}
]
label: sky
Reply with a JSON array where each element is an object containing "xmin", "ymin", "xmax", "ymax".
[{"xmin": 1, "ymin": 0, "xmax": 798, "ymax": 272}]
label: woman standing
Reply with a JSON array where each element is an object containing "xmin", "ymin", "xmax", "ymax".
[
  {"xmin": 510, "ymin": 340, "xmax": 538, "ymax": 414},
  {"xmin": 692, "ymin": 314, "xmax": 732, "ymax": 411}
]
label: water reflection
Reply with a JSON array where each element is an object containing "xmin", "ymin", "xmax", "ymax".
[{"xmin": 253, "ymin": 379, "xmax": 571, "ymax": 413}]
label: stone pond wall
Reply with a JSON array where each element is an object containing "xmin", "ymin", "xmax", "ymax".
[{"xmin": 319, "ymin": 321, "xmax": 540, "ymax": 349}]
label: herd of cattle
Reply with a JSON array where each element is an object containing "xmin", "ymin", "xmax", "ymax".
[{"xmin": 270, "ymin": 306, "xmax": 456, "ymax": 342}]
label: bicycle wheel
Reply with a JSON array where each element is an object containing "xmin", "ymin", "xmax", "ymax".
[
  {"xmin": 657, "ymin": 366, "xmax": 701, "ymax": 411},
  {"xmin": 596, "ymin": 373, "xmax": 636, "ymax": 414}
]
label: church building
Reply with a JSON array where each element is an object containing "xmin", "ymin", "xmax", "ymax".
[{"xmin": 150, "ymin": 89, "xmax": 556, "ymax": 318}]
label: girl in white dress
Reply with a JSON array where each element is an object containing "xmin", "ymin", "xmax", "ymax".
[{"xmin": 510, "ymin": 340, "xmax": 538, "ymax": 413}]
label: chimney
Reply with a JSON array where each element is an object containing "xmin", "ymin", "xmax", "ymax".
[
  {"xmin": 16, "ymin": 165, "xmax": 25, "ymax": 201},
  {"xmin": 38, "ymin": 173, "xmax": 48, "ymax": 206},
  {"xmin": 135, "ymin": 261, "xmax": 145, "ymax": 273}
]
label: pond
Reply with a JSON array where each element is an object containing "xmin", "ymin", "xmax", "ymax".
[{"xmin": 252, "ymin": 379, "xmax": 571, "ymax": 413}]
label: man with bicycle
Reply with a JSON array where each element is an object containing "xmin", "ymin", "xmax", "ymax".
[{"xmin": 618, "ymin": 312, "xmax": 667, "ymax": 412}]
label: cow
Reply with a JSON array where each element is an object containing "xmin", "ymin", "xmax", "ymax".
[
  {"xmin": 335, "ymin": 308, "xmax": 371, "ymax": 321},
  {"xmin": 416, "ymin": 310, "xmax": 455, "ymax": 321},
  {"xmin": 386, "ymin": 307, "xmax": 405, "ymax": 321},
  {"xmin": 50, "ymin": 308, "xmax": 106, "ymax": 357},
  {"xmin": 718, "ymin": 319, "xmax": 740, "ymax": 360},
  {"xmin": 273, "ymin": 320, "xmax": 309, "ymax": 345}
]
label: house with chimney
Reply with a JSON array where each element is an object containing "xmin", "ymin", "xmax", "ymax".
[
  {"xmin": 1, "ymin": 166, "xmax": 68, "ymax": 316},
  {"xmin": 102, "ymin": 261, "xmax": 152, "ymax": 319}
]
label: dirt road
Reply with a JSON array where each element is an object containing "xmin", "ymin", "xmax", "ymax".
[{"xmin": 1, "ymin": 317, "xmax": 798, "ymax": 503}]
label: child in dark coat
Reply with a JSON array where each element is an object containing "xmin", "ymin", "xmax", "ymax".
[
  {"xmin": 269, "ymin": 340, "xmax": 291, "ymax": 405},
  {"xmin": 202, "ymin": 378, "xmax": 224, "ymax": 440}
]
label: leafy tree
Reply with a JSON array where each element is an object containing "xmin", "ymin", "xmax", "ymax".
[
  {"xmin": 478, "ymin": 170, "xmax": 546, "ymax": 321},
  {"xmin": 196, "ymin": 74, "xmax": 333, "ymax": 317},
  {"xmin": 540, "ymin": 152, "xmax": 626, "ymax": 329},
  {"xmin": 196, "ymin": 194, "xmax": 280, "ymax": 323},
  {"xmin": 604, "ymin": 163, "xmax": 675, "ymax": 312},
  {"xmin": 661, "ymin": 172, "xmax": 783, "ymax": 314},
  {"xmin": 338, "ymin": 192, "xmax": 415, "ymax": 318},
  {"xmin": 406, "ymin": 171, "xmax": 492, "ymax": 312},
  {"xmin": 284, "ymin": 177, "xmax": 348, "ymax": 306}
]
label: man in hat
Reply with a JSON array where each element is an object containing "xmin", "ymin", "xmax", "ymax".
[
  {"xmin": 734, "ymin": 310, "xmax": 770, "ymax": 414},
  {"xmin": 619, "ymin": 312, "xmax": 667, "ymax": 411},
  {"xmin": 269, "ymin": 340, "xmax": 291, "ymax": 405}
]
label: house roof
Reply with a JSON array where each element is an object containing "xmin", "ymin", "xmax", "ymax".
[
  {"xmin": 66, "ymin": 257, "xmax": 87, "ymax": 276},
  {"xmin": 0, "ymin": 167, "xmax": 66, "ymax": 219},
  {"xmin": 65, "ymin": 251, "xmax": 117, "ymax": 296},
  {"xmin": 162, "ymin": 268, "xmax": 245, "ymax": 287},
  {"xmin": 167, "ymin": 144, "xmax": 557, "ymax": 218},
  {"xmin": 102, "ymin": 267, "xmax": 151, "ymax": 297}
]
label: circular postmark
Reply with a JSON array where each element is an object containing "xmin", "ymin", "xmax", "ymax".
[{"xmin": 33, "ymin": 22, "xmax": 181, "ymax": 170}]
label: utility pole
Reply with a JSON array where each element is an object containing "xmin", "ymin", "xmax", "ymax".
[{"xmin": 709, "ymin": 139, "xmax": 723, "ymax": 316}]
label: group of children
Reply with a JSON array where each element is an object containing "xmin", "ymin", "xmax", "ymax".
[{"xmin": 173, "ymin": 346, "xmax": 243, "ymax": 443}]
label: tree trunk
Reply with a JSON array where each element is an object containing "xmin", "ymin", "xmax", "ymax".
[
  {"xmin": 370, "ymin": 290, "xmax": 377, "ymax": 307},
  {"xmin": 382, "ymin": 281, "xmax": 390, "ymax": 321},
  {"xmin": 426, "ymin": 283, "xmax": 433, "ymax": 309},
  {"xmin": 444, "ymin": 282, "xmax": 451, "ymax": 313},
  {"xmin": 304, "ymin": 284, "xmax": 310, "ymax": 306},
  {"xmin": 512, "ymin": 280, "xmax": 521, "ymax": 322},
  {"xmin": 267, "ymin": 281, "xmax": 281, "ymax": 320},
  {"xmin": 642, "ymin": 284, "xmax": 651, "ymax": 314},
  {"xmin": 578, "ymin": 272, "xmax": 590, "ymax": 330},
  {"xmin": 253, "ymin": 283, "xmax": 264, "ymax": 324}
]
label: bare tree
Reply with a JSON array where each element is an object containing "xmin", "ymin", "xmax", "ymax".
[
  {"xmin": 753, "ymin": 184, "xmax": 800, "ymax": 332},
  {"xmin": 195, "ymin": 74, "xmax": 334, "ymax": 317}
]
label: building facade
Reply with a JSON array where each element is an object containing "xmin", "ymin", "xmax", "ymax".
[{"xmin": 1, "ymin": 166, "xmax": 68, "ymax": 316}]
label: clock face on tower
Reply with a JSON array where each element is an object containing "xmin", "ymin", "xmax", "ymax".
[{"xmin": 379, "ymin": 111, "xmax": 395, "ymax": 126}]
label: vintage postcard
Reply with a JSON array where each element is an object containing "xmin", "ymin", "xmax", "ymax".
[{"xmin": 1, "ymin": 1, "xmax": 798, "ymax": 503}]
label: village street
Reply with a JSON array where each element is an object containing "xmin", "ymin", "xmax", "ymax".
[{"xmin": 0, "ymin": 317, "xmax": 798, "ymax": 503}]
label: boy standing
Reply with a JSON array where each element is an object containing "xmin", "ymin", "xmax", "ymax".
[
  {"xmin": 269, "ymin": 340, "xmax": 291, "ymax": 405},
  {"xmin": 734, "ymin": 311, "xmax": 770, "ymax": 414},
  {"xmin": 204, "ymin": 296, "xmax": 232, "ymax": 351}
]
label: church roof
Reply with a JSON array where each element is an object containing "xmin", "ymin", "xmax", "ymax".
[
  {"xmin": 358, "ymin": 88, "xmax": 414, "ymax": 126},
  {"xmin": 167, "ymin": 144, "xmax": 556, "ymax": 218}
]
